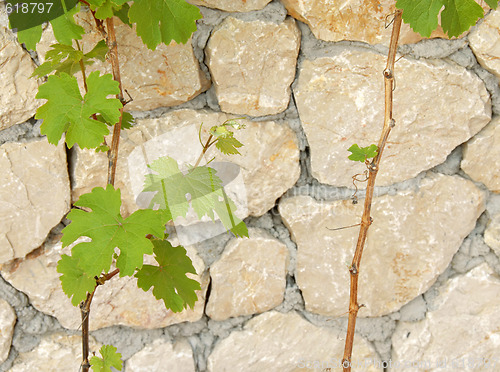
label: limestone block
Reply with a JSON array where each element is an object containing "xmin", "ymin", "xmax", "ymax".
[
  {"xmin": 0, "ymin": 138, "xmax": 70, "ymax": 263},
  {"xmin": 462, "ymin": 117, "xmax": 500, "ymax": 192},
  {"xmin": 207, "ymin": 311, "xmax": 382, "ymax": 371},
  {"xmin": 0, "ymin": 27, "xmax": 40, "ymax": 129},
  {"xmin": 71, "ymin": 109, "xmax": 300, "ymax": 218},
  {"xmin": 206, "ymin": 17, "xmax": 300, "ymax": 116},
  {"xmin": 206, "ymin": 228, "xmax": 288, "ymax": 320},
  {"xmin": 187, "ymin": 0, "xmax": 271, "ymax": 12},
  {"xmin": 485, "ymin": 213, "xmax": 500, "ymax": 257},
  {"xmin": 37, "ymin": 12, "xmax": 209, "ymax": 111},
  {"xmin": 392, "ymin": 263, "xmax": 500, "ymax": 370},
  {"xmin": 126, "ymin": 339, "xmax": 195, "ymax": 372},
  {"xmin": 0, "ymin": 237, "xmax": 208, "ymax": 330},
  {"xmin": 9, "ymin": 333, "xmax": 101, "ymax": 371},
  {"xmin": 279, "ymin": 173, "xmax": 485, "ymax": 317},
  {"xmin": 0, "ymin": 299, "xmax": 16, "ymax": 364},
  {"xmin": 281, "ymin": 0, "xmax": 488, "ymax": 44},
  {"xmin": 293, "ymin": 50, "xmax": 491, "ymax": 187},
  {"xmin": 469, "ymin": 9, "xmax": 500, "ymax": 79}
]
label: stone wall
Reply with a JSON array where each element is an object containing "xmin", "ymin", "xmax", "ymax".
[{"xmin": 1, "ymin": 1, "xmax": 500, "ymax": 371}]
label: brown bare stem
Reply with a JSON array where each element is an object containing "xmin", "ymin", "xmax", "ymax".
[{"xmin": 341, "ymin": 10, "xmax": 402, "ymax": 371}]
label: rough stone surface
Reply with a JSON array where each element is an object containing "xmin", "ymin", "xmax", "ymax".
[
  {"xmin": 126, "ymin": 338, "xmax": 195, "ymax": 372},
  {"xmin": 392, "ymin": 263, "xmax": 500, "ymax": 369},
  {"xmin": 187, "ymin": 0, "xmax": 271, "ymax": 12},
  {"xmin": 206, "ymin": 228, "xmax": 288, "ymax": 320},
  {"xmin": 279, "ymin": 0, "xmax": 459, "ymax": 44},
  {"xmin": 0, "ymin": 299, "xmax": 15, "ymax": 364},
  {"xmin": 0, "ymin": 138, "xmax": 70, "ymax": 263},
  {"xmin": 485, "ymin": 213, "xmax": 500, "ymax": 257},
  {"xmin": 0, "ymin": 27, "xmax": 40, "ymax": 130},
  {"xmin": 462, "ymin": 116, "xmax": 500, "ymax": 192},
  {"xmin": 294, "ymin": 49, "xmax": 491, "ymax": 187},
  {"xmin": 0, "ymin": 237, "xmax": 208, "ymax": 330},
  {"xmin": 207, "ymin": 311, "xmax": 382, "ymax": 371},
  {"xmin": 37, "ymin": 12, "xmax": 210, "ymax": 111},
  {"xmin": 206, "ymin": 17, "xmax": 300, "ymax": 116},
  {"xmin": 71, "ymin": 109, "xmax": 300, "ymax": 217},
  {"xmin": 279, "ymin": 173, "xmax": 485, "ymax": 317},
  {"xmin": 469, "ymin": 9, "xmax": 500, "ymax": 79},
  {"xmin": 9, "ymin": 333, "xmax": 101, "ymax": 371}
]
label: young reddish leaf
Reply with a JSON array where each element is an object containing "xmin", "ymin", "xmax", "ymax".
[
  {"xmin": 57, "ymin": 254, "xmax": 96, "ymax": 306},
  {"xmin": 135, "ymin": 239, "xmax": 200, "ymax": 312},
  {"xmin": 90, "ymin": 345, "xmax": 123, "ymax": 372},
  {"xmin": 35, "ymin": 72, "xmax": 122, "ymax": 149},
  {"xmin": 128, "ymin": 0, "xmax": 202, "ymax": 49},
  {"xmin": 61, "ymin": 185, "xmax": 166, "ymax": 278}
]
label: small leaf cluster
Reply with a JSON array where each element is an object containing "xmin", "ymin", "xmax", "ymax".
[
  {"xmin": 347, "ymin": 144, "xmax": 378, "ymax": 162},
  {"xmin": 396, "ymin": 0, "xmax": 499, "ymax": 37},
  {"xmin": 90, "ymin": 345, "xmax": 122, "ymax": 372},
  {"xmin": 209, "ymin": 119, "xmax": 246, "ymax": 155}
]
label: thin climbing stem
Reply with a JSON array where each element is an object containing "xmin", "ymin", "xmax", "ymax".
[{"xmin": 341, "ymin": 10, "xmax": 402, "ymax": 371}]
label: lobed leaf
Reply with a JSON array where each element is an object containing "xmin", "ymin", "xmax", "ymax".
[
  {"xmin": 57, "ymin": 254, "xmax": 96, "ymax": 306},
  {"xmin": 35, "ymin": 71, "xmax": 122, "ymax": 149},
  {"xmin": 441, "ymin": 0, "xmax": 484, "ymax": 37},
  {"xmin": 90, "ymin": 345, "xmax": 123, "ymax": 372},
  {"xmin": 135, "ymin": 239, "xmax": 200, "ymax": 312},
  {"xmin": 396, "ymin": 0, "xmax": 444, "ymax": 37},
  {"xmin": 128, "ymin": 0, "xmax": 202, "ymax": 49},
  {"xmin": 347, "ymin": 144, "xmax": 378, "ymax": 162}
]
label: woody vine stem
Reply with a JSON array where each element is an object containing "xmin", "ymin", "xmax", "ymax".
[{"xmin": 342, "ymin": 10, "xmax": 402, "ymax": 371}]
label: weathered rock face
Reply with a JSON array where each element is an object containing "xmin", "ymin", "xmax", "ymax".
[
  {"xmin": 206, "ymin": 228, "xmax": 288, "ymax": 320},
  {"xmin": 469, "ymin": 9, "xmax": 500, "ymax": 79},
  {"xmin": 392, "ymin": 263, "xmax": 500, "ymax": 368},
  {"xmin": 0, "ymin": 237, "xmax": 208, "ymax": 330},
  {"xmin": 187, "ymin": 0, "xmax": 271, "ymax": 12},
  {"xmin": 0, "ymin": 138, "xmax": 70, "ymax": 263},
  {"xmin": 126, "ymin": 339, "xmax": 195, "ymax": 372},
  {"xmin": 485, "ymin": 213, "xmax": 500, "ymax": 257},
  {"xmin": 71, "ymin": 109, "xmax": 300, "ymax": 218},
  {"xmin": 37, "ymin": 12, "xmax": 210, "ymax": 111},
  {"xmin": 9, "ymin": 333, "xmax": 100, "ymax": 371},
  {"xmin": 206, "ymin": 17, "xmax": 300, "ymax": 116},
  {"xmin": 0, "ymin": 299, "xmax": 15, "ymax": 364},
  {"xmin": 0, "ymin": 27, "xmax": 40, "ymax": 130},
  {"xmin": 293, "ymin": 49, "xmax": 491, "ymax": 187},
  {"xmin": 279, "ymin": 173, "xmax": 485, "ymax": 317},
  {"xmin": 462, "ymin": 117, "xmax": 500, "ymax": 193},
  {"xmin": 207, "ymin": 311, "xmax": 382, "ymax": 371}
]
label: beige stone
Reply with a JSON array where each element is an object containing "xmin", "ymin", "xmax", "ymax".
[
  {"xmin": 294, "ymin": 50, "xmax": 491, "ymax": 187},
  {"xmin": 0, "ymin": 27, "xmax": 40, "ymax": 129},
  {"xmin": 37, "ymin": 12, "xmax": 209, "ymax": 111},
  {"xmin": 206, "ymin": 228, "xmax": 288, "ymax": 320},
  {"xmin": 485, "ymin": 213, "xmax": 500, "ymax": 257},
  {"xmin": 0, "ymin": 138, "xmax": 70, "ymax": 263},
  {"xmin": 126, "ymin": 339, "xmax": 195, "ymax": 372},
  {"xmin": 279, "ymin": 173, "xmax": 485, "ymax": 317},
  {"xmin": 0, "ymin": 237, "xmax": 208, "ymax": 330},
  {"xmin": 392, "ymin": 263, "xmax": 500, "ymax": 370},
  {"xmin": 281, "ymin": 0, "xmax": 488, "ymax": 44},
  {"xmin": 207, "ymin": 311, "xmax": 382, "ymax": 371},
  {"xmin": 9, "ymin": 333, "xmax": 101, "ymax": 371},
  {"xmin": 462, "ymin": 117, "xmax": 500, "ymax": 192},
  {"xmin": 206, "ymin": 17, "xmax": 300, "ymax": 116},
  {"xmin": 0, "ymin": 299, "xmax": 16, "ymax": 364},
  {"xmin": 469, "ymin": 9, "xmax": 500, "ymax": 79},
  {"xmin": 187, "ymin": 0, "xmax": 271, "ymax": 12},
  {"xmin": 71, "ymin": 109, "xmax": 300, "ymax": 218}
]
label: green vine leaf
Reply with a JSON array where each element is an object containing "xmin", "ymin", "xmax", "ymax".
[
  {"xmin": 143, "ymin": 157, "xmax": 248, "ymax": 238},
  {"xmin": 90, "ymin": 345, "xmax": 123, "ymax": 372},
  {"xmin": 347, "ymin": 144, "xmax": 378, "ymax": 162},
  {"xmin": 57, "ymin": 254, "xmax": 96, "ymax": 306},
  {"xmin": 209, "ymin": 118, "xmax": 245, "ymax": 155},
  {"xmin": 87, "ymin": 0, "xmax": 129, "ymax": 20},
  {"xmin": 397, "ymin": 0, "xmax": 497, "ymax": 38},
  {"xmin": 49, "ymin": 3, "xmax": 85, "ymax": 45},
  {"xmin": 215, "ymin": 136, "xmax": 244, "ymax": 155},
  {"xmin": 61, "ymin": 185, "xmax": 166, "ymax": 280},
  {"xmin": 35, "ymin": 71, "xmax": 122, "ymax": 149},
  {"xmin": 128, "ymin": 0, "xmax": 202, "ymax": 50},
  {"xmin": 16, "ymin": 26, "xmax": 43, "ymax": 51},
  {"xmin": 135, "ymin": 239, "xmax": 200, "ymax": 312}
]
